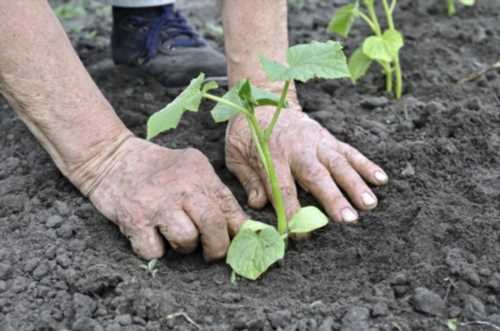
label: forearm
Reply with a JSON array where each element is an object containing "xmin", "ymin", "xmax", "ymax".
[
  {"xmin": 0, "ymin": 1, "xmax": 132, "ymax": 195},
  {"xmin": 222, "ymin": 0, "xmax": 299, "ymax": 106}
]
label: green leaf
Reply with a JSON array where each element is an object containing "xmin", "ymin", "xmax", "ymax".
[
  {"xmin": 210, "ymin": 81, "xmax": 283, "ymax": 122},
  {"xmin": 288, "ymin": 206, "xmax": 329, "ymax": 234},
  {"xmin": 252, "ymin": 86, "xmax": 285, "ymax": 108},
  {"xmin": 382, "ymin": 29, "xmax": 404, "ymax": 60},
  {"xmin": 348, "ymin": 47, "xmax": 373, "ymax": 82},
  {"xmin": 260, "ymin": 58, "xmax": 289, "ymax": 82},
  {"xmin": 240, "ymin": 219, "xmax": 275, "ymax": 232},
  {"xmin": 147, "ymin": 74, "xmax": 204, "ymax": 139},
  {"xmin": 260, "ymin": 41, "xmax": 351, "ymax": 83},
  {"xmin": 210, "ymin": 84, "xmax": 245, "ymax": 123},
  {"xmin": 226, "ymin": 227, "xmax": 285, "ymax": 280},
  {"xmin": 327, "ymin": 2, "xmax": 359, "ymax": 38},
  {"xmin": 447, "ymin": 319, "xmax": 459, "ymax": 331},
  {"xmin": 459, "ymin": 0, "xmax": 475, "ymax": 6},
  {"xmin": 147, "ymin": 259, "xmax": 158, "ymax": 270},
  {"xmin": 238, "ymin": 79, "xmax": 259, "ymax": 108},
  {"xmin": 362, "ymin": 36, "xmax": 391, "ymax": 62},
  {"xmin": 202, "ymin": 81, "xmax": 219, "ymax": 93}
]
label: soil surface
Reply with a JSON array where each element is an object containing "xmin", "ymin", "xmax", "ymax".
[{"xmin": 1, "ymin": 0, "xmax": 500, "ymax": 330}]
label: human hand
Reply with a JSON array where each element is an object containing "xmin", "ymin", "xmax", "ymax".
[
  {"xmin": 88, "ymin": 137, "xmax": 247, "ymax": 261},
  {"xmin": 225, "ymin": 106, "xmax": 388, "ymax": 224}
]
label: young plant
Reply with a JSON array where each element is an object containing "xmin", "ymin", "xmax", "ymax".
[
  {"xmin": 146, "ymin": 41, "xmax": 350, "ymax": 280},
  {"xmin": 140, "ymin": 259, "xmax": 159, "ymax": 278},
  {"xmin": 328, "ymin": 0, "xmax": 404, "ymax": 99},
  {"xmin": 447, "ymin": 0, "xmax": 475, "ymax": 16}
]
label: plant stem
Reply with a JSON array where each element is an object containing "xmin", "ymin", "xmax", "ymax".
[
  {"xmin": 260, "ymin": 137, "xmax": 288, "ymax": 235},
  {"xmin": 247, "ymin": 112, "xmax": 288, "ymax": 235},
  {"xmin": 383, "ymin": 62, "xmax": 393, "ymax": 93},
  {"xmin": 365, "ymin": 1, "xmax": 382, "ymax": 35},
  {"xmin": 390, "ymin": 0, "xmax": 397, "ymax": 12},
  {"xmin": 202, "ymin": 93, "xmax": 250, "ymax": 115},
  {"xmin": 448, "ymin": 0, "xmax": 456, "ymax": 15},
  {"xmin": 358, "ymin": 11, "xmax": 379, "ymax": 35},
  {"xmin": 203, "ymin": 89, "xmax": 288, "ymax": 235},
  {"xmin": 264, "ymin": 80, "xmax": 290, "ymax": 140},
  {"xmin": 246, "ymin": 114, "xmax": 270, "ymax": 177},
  {"xmin": 394, "ymin": 57, "xmax": 402, "ymax": 98},
  {"xmin": 382, "ymin": 0, "xmax": 395, "ymax": 30},
  {"xmin": 382, "ymin": 0, "xmax": 402, "ymax": 98},
  {"xmin": 382, "ymin": 0, "xmax": 402, "ymax": 99}
]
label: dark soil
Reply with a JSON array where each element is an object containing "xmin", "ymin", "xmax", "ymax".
[{"xmin": 1, "ymin": 0, "xmax": 500, "ymax": 330}]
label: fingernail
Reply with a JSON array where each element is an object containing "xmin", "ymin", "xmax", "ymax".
[
  {"xmin": 341, "ymin": 208, "xmax": 358, "ymax": 223},
  {"xmin": 362, "ymin": 192, "xmax": 377, "ymax": 207},
  {"xmin": 375, "ymin": 171, "xmax": 388, "ymax": 183}
]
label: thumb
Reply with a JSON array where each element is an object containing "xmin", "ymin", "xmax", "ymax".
[{"xmin": 226, "ymin": 159, "xmax": 268, "ymax": 209}]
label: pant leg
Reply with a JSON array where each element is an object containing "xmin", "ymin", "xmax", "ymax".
[{"xmin": 98, "ymin": 0, "xmax": 175, "ymax": 7}]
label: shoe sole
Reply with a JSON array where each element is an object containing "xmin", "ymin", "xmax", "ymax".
[{"xmin": 88, "ymin": 60, "xmax": 228, "ymax": 88}]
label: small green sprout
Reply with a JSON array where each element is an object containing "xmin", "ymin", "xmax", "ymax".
[
  {"xmin": 447, "ymin": 0, "xmax": 475, "ymax": 16},
  {"xmin": 147, "ymin": 41, "xmax": 350, "ymax": 280},
  {"xmin": 53, "ymin": 3, "xmax": 86, "ymax": 20},
  {"xmin": 328, "ymin": 0, "xmax": 404, "ymax": 99},
  {"xmin": 447, "ymin": 319, "xmax": 459, "ymax": 331},
  {"xmin": 140, "ymin": 259, "xmax": 159, "ymax": 278}
]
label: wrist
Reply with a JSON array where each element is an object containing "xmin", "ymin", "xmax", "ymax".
[{"xmin": 66, "ymin": 129, "xmax": 134, "ymax": 196}]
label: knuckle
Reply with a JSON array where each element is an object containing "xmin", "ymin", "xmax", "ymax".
[
  {"xmin": 225, "ymin": 158, "xmax": 247, "ymax": 176},
  {"xmin": 217, "ymin": 190, "xmax": 239, "ymax": 214},
  {"xmin": 331, "ymin": 194, "xmax": 348, "ymax": 208},
  {"xmin": 279, "ymin": 183, "xmax": 297, "ymax": 199},
  {"xmin": 200, "ymin": 209, "xmax": 226, "ymax": 230},
  {"xmin": 184, "ymin": 148, "xmax": 208, "ymax": 163},
  {"xmin": 301, "ymin": 166, "xmax": 325, "ymax": 186},
  {"xmin": 345, "ymin": 146, "xmax": 365, "ymax": 163},
  {"xmin": 243, "ymin": 176, "xmax": 261, "ymax": 192},
  {"xmin": 328, "ymin": 153, "xmax": 349, "ymax": 170}
]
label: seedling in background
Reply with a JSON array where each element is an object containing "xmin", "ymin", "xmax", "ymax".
[
  {"xmin": 447, "ymin": 0, "xmax": 475, "ymax": 16},
  {"xmin": 147, "ymin": 41, "xmax": 350, "ymax": 280},
  {"xmin": 140, "ymin": 259, "xmax": 159, "ymax": 278},
  {"xmin": 328, "ymin": 0, "xmax": 404, "ymax": 99}
]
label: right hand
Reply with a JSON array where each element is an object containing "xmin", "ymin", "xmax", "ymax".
[{"xmin": 88, "ymin": 137, "xmax": 247, "ymax": 261}]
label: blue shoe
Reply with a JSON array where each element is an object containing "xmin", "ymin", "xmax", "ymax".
[{"xmin": 111, "ymin": 5, "xmax": 227, "ymax": 87}]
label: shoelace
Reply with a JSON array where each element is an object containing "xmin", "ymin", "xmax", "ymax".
[{"xmin": 128, "ymin": 5, "xmax": 205, "ymax": 62}]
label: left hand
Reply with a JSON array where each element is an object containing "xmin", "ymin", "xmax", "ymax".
[{"xmin": 225, "ymin": 105, "xmax": 388, "ymax": 224}]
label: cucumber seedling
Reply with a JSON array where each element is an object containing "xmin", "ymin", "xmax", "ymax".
[
  {"xmin": 140, "ymin": 259, "xmax": 159, "ymax": 278},
  {"xmin": 146, "ymin": 41, "xmax": 350, "ymax": 280},
  {"xmin": 447, "ymin": 0, "xmax": 475, "ymax": 16},
  {"xmin": 328, "ymin": 0, "xmax": 404, "ymax": 99}
]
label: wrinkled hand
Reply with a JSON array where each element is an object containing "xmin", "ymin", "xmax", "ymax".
[
  {"xmin": 226, "ymin": 106, "xmax": 388, "ymax": 223},
  {"xmin": 89, "ymin": 137, "xmax": 247, "ymax": 261}
]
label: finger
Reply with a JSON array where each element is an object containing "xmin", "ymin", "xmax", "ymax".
[
  {"xmin": 121, "ymin": 224, "xmax": 165, "ymax": 260},
  {"xmin": 257, "ymin": 156, "xmax": 301, "ymax": 220},
  {"xmin": 337, "ymin": 142, "xmax": 389, "ymax": 186},
  {"xmin": 226, "ymin": 159, "xmax": 268, "ymax": 209},
  {"xmin": 291, "ymin": 155, "xmax": 358, "ymax": 223},
  {"xmin": 210, "ymin": 182, "xmax": 249, "ymax": 237},
  {"xmin": 183, "ymin": 194, "xmax": 230, "ymax": 262},
  {"xmin": 157, "ymin": 211, "xmax": 199, "ymax": 254},
  {"xmin": 319, "ymin": 145, "xmax": 378, "ymax": 211}
]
